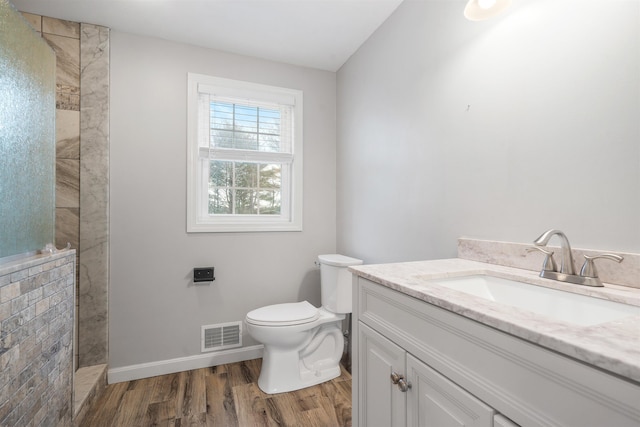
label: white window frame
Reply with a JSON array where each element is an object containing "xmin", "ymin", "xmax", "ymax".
[{"xmin": 187, "ymin": 73, "xmax": 303, "ymax": 232}]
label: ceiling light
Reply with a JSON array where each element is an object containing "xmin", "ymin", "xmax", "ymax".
[{"xmin": 464, "ymin": 0, "xmax": 512, "ymax": 21}]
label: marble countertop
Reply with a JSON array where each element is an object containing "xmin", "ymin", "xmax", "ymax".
[{"xmin": 349, "ymin": 258, "xmax": 640, "ymax": 383}]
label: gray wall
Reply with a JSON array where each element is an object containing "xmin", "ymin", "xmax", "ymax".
[
  {"xmin": 337, "ymin": 0, "xmax": 640, "ymax": 264},
  {"xmin": 109, "ymin": 31, "xmax": 337, "ymax": 369}
]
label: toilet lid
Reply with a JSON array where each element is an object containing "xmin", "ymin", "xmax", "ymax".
[
  {"xmin": 246, "ymin": 301, "xmax": 319, "ymax": 326},
  {"xmin": 318, "ymin": 254, "xmax": 363, "ymax": 267}
]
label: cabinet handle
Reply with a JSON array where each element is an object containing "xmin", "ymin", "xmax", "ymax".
[
  {"xmin": 391, "ymin": 372, "xmax": 412, "ymax": 392},
  {"xmin": 390, "ymin": 372, "xmax": 403, "ymax": 384},
  {"xmin": 397, "ymin": 378, "xmax": 412, "ymax": 392}
]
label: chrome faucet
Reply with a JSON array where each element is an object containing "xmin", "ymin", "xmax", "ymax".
[
  {"xmin": 531, "ymin": 229, "xmax": 623, "ymax": 287},
  {"xmin": 533, "ymin": 229, "xmax": 576, "ymax": 275}
]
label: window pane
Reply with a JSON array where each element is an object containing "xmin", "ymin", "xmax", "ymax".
[
  {"xmin": 259, "ymin": 134, "xmax": 280, "ymax": 152},
  {"xmin": 235, "ymin": 162, "xmax": 257, "ymax": 188},
  {"xmin": 210, "ymin": 160, "xmax": 232, "ymax": 187},
  {"xmin": 209, "ymin": 187, "xmax": 232, "ymax": 214},
  {"xmin": 235, "ymin": 189, "xmax": 257, "ymax": 214},
  {"xmin": 210, "ymin": 102, "xmax": 233, "ymax": 149},
  {"xmin": 211, "ymin": 129, "xmax": 234, "ymax": 149},
  {"xmin": 234, "ymin": 105, "xmax": 258, "ymax": 133},
  {"xmin": 259, "ymin": 190, "xmax": 281, "ymax": 215},
  {"xmin": 208, "ymin": 162, "xmax": 282, "ymax": 216},
  {"xmin": 209, "ymin": 101, "xmax": 283, "ymax": 152},
  {"xmin": 234, "ymin": 131, "xmax": 258, "ymax": 150},
  {"xmin": 259, "ymin": 164, "xmax": 281, "ymax": 189},
  {"xmin": 210, "ymin": 102, "xmax": 234, "ymax": 149},
  {"xmin": 258, "ymin": 108, "xmax": 281, "ymax": 152},
  {"xmin": 258, "ymin": 108, "xmax": 280, "ymax": 133},
  {"xmin": 210, "ymin": 102, "xmax": 233, "ymax": 122}
]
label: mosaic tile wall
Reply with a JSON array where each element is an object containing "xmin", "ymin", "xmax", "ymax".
[{"xmin": 0, "ymin": 251, "xmax": 76, "ymax": 426}]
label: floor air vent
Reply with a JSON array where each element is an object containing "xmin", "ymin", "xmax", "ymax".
[{"xmin": 201, "ymin": 322, "xmax": 242, "ymax": 352}]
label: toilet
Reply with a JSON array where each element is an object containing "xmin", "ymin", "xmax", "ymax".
[{"xmin": 245, "ymin": 254, "xmax": 363, "ymax": 394}]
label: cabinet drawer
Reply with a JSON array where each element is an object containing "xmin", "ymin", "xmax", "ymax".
[{"xmin": 357, "ymin": 277, "xmax": 640, "ymax": 427}]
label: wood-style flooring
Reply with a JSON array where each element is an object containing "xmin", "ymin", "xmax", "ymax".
[{"xmin": 80, "ymin": 358, "xmax": 352, "ymax": 427}]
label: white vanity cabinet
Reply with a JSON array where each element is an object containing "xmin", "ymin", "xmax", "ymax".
[
  {"xmin": 352, "ymin": 277, "xmax": 640, "ymax": 427},
  {"xmin": 359, "ymin": 322, "xmax": 496, "ymax": 427}
]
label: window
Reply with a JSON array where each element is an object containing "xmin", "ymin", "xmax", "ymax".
[{"xmin": 187, "ymin": 73, "xmax": 303, "ymax": 232}]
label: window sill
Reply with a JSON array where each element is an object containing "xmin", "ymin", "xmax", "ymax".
[{"xmin": 187, "ymin": 219, "xmax": 302, "ymax": 233}]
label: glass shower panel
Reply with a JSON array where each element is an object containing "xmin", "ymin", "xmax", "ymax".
[{"xmin": 0, "ymin": 0, "xmax": 56, "ymax": 259}]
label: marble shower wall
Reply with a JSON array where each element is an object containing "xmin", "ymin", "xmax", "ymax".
[
  {"xmin": 21, "ymin": 12, "xmax": 109, "ymax": 368},
  {"xmin": 79, "ymin": 23, "xmax": 110, "ymax": 368}
]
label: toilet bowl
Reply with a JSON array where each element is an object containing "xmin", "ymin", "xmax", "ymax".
[
  {"xmin": 245, "ymin": 301, "xmax": 345, "ymax": 394},
  {"xmin": 245, "ymin": 254, "xmax": 363, "ymax": 394}
]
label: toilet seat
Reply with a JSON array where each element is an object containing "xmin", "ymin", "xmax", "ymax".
[{"xmin": 246, "ymin": 301, "xmax": 319, "ymax": 326}]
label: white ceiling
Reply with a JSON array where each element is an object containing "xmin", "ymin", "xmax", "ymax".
[{"xmin": 11, "ymin": 0, "xmax": 404, "ymax": 71}]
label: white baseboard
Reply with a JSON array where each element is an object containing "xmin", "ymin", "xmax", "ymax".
[{"xmin": 107, "ymin": 345, "xmax": 264, "ymax": 384}]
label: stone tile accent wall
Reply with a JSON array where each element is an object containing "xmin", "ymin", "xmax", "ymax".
[
  {"xmin": 21, "ymin": 12, "xmax": 110, "ymax": 369},
  {"xmin": 79, "ymin": 23, "xmax": 110, "ymax": 367},
  {"xmin": 47, "ymin": 16, "xmax": 82, "ymax": 369},
  {"xmin": 22, "ymin": 11, "xmax": 82, "ymax": 367},
  {"xmin": 0, "ymin": 251, "xmax": 75, "ymax": 427},
  {"xmin": 23, "ymin": 14, "xmax": 82, "ymax": 253}
]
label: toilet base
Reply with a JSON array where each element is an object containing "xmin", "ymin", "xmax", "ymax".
[
  {"xmin": 258, "ymin": 356, "xmax": 342, "ymax": 394},
  {"xmin": 257, "ymin": 322, "xmax": 345, "ymax": 394}
]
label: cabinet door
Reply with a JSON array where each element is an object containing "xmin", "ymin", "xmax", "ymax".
[
  {"xmin": 407, "ymin": 354, "xmax": 494, "ymax": 427},
  {"xmin": 494, "ymin": 414, "xmax": 520, "ymax": 427},
  {"xmin": 358, "ymin": 322, "xmax": 407, "ymax": 427}
]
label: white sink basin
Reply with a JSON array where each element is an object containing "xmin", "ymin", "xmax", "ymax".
[{"xmin": 428, "ymin": 275, "xmax": 640, "ymax": 326}]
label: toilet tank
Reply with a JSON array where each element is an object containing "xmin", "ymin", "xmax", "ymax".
[{"xmin": 318, "ymin": 254, "xmax": 363, "ymax": 314}]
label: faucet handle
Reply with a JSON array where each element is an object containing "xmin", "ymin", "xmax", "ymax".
[
  {"xmin": 579, "ymin": 253, "xmax": 624, "ymax": 278},
  {"xmin": 527, "ymin": 246, "xmax": 557, "ymax": 272}
]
